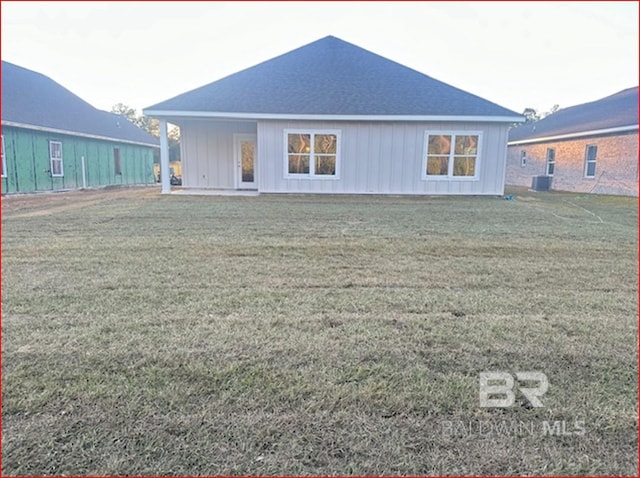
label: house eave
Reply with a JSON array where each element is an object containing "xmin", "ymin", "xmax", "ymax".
[
  {"xmin": 143, "ymin": 110, "xmax": 524, "ymax": 124},
  {"xmin": 1, "ymin": 120, "xmax": 160, "ymax": 148},
  {"xmin": 508, "ymin": 124, "xmax": 639, "ymax": 145}
]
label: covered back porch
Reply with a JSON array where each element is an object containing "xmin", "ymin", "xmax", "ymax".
[{"xmin": 158, "ymin": 118, "xmax": 258, "ymax": 194}]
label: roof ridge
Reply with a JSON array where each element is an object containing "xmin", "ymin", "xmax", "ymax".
[
  {"xmin": 557, "ymin": 86, "xmax": 639, "ymax": 112},
  {"xmin": 508, "ymin": 86, "xmax": 638, "ymax": 143},
  {"xmin": 2, "ymin": 60, "xmax": 98, "ymax": 113},
  {"xmin": 2, "ymin": 60, "xmax": 158, "ymax": 146},
  {"xmin": 600, "ymin": 86, "xmax": 638, "ymax": 100},
  {"xmin": 144, "ymin": 36, "xmax": 519, "ymax": 118}
]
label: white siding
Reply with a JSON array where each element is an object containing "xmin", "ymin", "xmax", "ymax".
[
  {"xmin": 179, "ymin": 120, "xmax": 256, "ymax": 188},
  {"xmin": 257, "ymin": 120, "xmax": 510, "ymax": 195}
]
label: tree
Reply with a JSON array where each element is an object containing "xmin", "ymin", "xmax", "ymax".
[
  {"xmin": 542, "ymin": 104, "xmax": 560, "ymax": 118},
  {"xmin": 516, "ymin": 104, "xmax": 561, "ymax": 127},
  {"xmin": 167, "ymin": 127, "xmax": 181, "ymax": 162},
  {"xmin": 136, "ymin": 115, "xmax": 159, "ymax": 137},
  {"xmin": 111, "ymin": 104, "xmax": 180, "ymax": 161},
  {"xmin": 111, "ymin": 102, "xmax": 138, "ymax": 124},
  {"xmin": 522, "ymin": 107, "xmax": 540, "ymax": 123}
]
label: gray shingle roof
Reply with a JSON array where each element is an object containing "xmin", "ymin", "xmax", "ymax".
[
  {"xmin": 509, "ymin": 87, "xmax": 638, "ymax": 143},
  {"xmin": 145, "ymin": 36, "xmax": 520, "ymax": 119},
  {"xmin": 1, "ymin": 61, "xmax": 158, "ymax": 147}
]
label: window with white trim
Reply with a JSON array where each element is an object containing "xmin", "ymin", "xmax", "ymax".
[
  {"xmin": 584, "ymin": 145, "xmax": 597, "ymax": 178},
  {"xmin": 49, "ymin": 140, "xmax": 64, "ymax": 177},
  {"xmin": 285, "ymin": 130, "xmax": 340, "ymax": 178},
  {"xmin": 1, "ymin": 135, "xmax": 6, "ymax": 178},
  {"xmin": 520, "ymin": 150, "xmax": 527, "ymax": 167},
  {"xmin": 423, "ymin": 132, "xmax": 481, "ymax": 179},
  {"xmin": 545, "ymin": 148, "xmax": 555, "ymax": 176}
]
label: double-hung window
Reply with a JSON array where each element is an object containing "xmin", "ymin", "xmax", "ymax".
[
  {"xmin": 584, "ymin": 145, "xmax": 597, "ymax": 178},
  {"xmin": 545, "ymin": 148, "xmax": 555, "ymax": 176},
  {"xmin": 285, "ymin": 130, "xmax": 340, "ymax": 178},
  {"xmin": 520, "ymin": 150, "xmax": 527, "ymax": 167},
  {"xmin": 1, "ymin": 135, "xmax": 6, "ymax": 178},
  {"xmin": 423, "ymin": 132, "xmax": 482, "ymax": 180},
  {"xmin": 49, "ymin": 140, "xmax": 64, "ymax": 177}
]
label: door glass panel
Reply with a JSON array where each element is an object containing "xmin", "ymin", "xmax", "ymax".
[{"xmin": 241, "ymin": 140, "xmax": 254, "ymax": 182}]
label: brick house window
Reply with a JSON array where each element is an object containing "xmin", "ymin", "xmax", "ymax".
[
  {"xmin": 520, "ymin": 150, "xmax": 526, "ymax": 167},
  {"xmin": 545, "ymin": 148, "xmax": 555, "ymax": 176},
  {"xmin": 585, "ymin": 145, "xmax": 597, "ymax": 178}
]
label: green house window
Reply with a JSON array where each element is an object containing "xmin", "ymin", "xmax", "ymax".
[
  {"xmin": 1, "ymin": 135, "xmax": 6, "ymax": 178},
  {"xmin": 49, "ymin": 141, "xmax": 63, "ymax": 177}
]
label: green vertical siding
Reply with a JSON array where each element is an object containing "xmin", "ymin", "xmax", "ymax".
[
  {"xmin": 1, "ymin": 126, "xmax": 156, "ymax": 194},
  {"xmin": 33, "ymin": 134, "xmax": 53, "ymax": 191}
]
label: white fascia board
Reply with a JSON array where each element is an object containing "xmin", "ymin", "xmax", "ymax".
[
  {"xmin": 1, "ymin": 120, "xmax": 160, "ymax": 148},
  {"xmin": 143, "ymin": 110, "xmax": 524, "ymax": 123},
  {"xmin": 508, "ymin": 124, "xmax": 639, "ymax": 145}
]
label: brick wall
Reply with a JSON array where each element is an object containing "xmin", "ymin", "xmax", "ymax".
[{"xmin": 506, "ymin": 131, "xmax": 638, "ymax": 196}]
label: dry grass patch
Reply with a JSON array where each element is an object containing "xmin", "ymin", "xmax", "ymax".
[{"xmin": 2, "ymin": 186, "xmax": 637, "ymax": 475}]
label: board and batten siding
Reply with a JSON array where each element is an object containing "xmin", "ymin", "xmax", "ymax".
[
  {"xmin": 257, "ymin": 120, "xmax": 510, "ymax": 195},
  {"xmin": 178, "ymin": 120, "xmax": 257, "ymax": 188},
  {"xmin": 1, "ymin": 126, "xmax": 155, "ymax": 194}
]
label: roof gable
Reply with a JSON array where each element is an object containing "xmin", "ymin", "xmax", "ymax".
[
  {"xmin": 1, "ymin": 61, "xmax": 158, "ymax": 147},
  {"xmin": 145, "ymin": 36, "xmax": 519, "ymax": 119},
  {"xmin": 509, "ymin": 87, "xmax": 639, "ymax": 143}
]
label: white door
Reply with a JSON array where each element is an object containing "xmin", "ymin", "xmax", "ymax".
[{"xmin": 235, "ymin": 134, "xmax": 257, "ymax": 189}]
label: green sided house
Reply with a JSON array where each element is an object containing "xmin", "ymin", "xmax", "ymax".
[
  {"xmin": 144, "ymin": 36, "xmax": 523, "ymax": 195},
  {"xmin": 1, "ymin": 61, "xmax": 158, "ymax": 194}
]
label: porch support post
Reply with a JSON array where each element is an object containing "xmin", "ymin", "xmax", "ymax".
[{"xmin": 159, "ymin": 119, "xmax": 170, "ymax": 194}]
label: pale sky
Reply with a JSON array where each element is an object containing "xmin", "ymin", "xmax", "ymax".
[{"xmin": 2, "ymin": 1, "xmax": 638, "ymax": 117}]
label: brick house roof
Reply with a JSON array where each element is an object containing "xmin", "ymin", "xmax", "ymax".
[{"xmin": 509, "ymin": 87, "xmax": 638, "ymax": 144}]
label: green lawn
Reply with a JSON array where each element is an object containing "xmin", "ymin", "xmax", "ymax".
[{"xmin": 2, "ymin": 186, "xmax": 637, "ymax": 475}]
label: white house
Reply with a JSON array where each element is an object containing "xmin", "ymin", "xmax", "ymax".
[{"xmin": 144, "ymin": 36, "xmax": 522, "ymax": 195}]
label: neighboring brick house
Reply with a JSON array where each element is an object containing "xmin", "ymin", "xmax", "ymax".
[{"xmin": 506, "ymin": 87, "xmax": 638, "ymax": 196}]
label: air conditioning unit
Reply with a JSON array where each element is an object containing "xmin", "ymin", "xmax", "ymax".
[{"xmin": 531, "ymin": 175, "xmax": 552, "ymax": 191}]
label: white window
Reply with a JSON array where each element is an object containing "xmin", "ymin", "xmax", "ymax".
[
  {"xmin": 1, "ymin": 135, "xmax": 6, "ymax": 178},
  {"xmin": 423, "ymin": 132, "xmax": 482, "ymax": 180},
  {"xmin": 284, "ymin": 130, "xmax": 340, "ymax": 179},
  {"xmin": 585, "ymin": 145, "xmax": 597, "ymax": 178},
  {"xmin": 49, "ymin": 141, "xmax": 64, "ymax": 177},
  {"xmin": 545, "ymin": 148, "xmax": 555, "ymax": 176},
  {"xmin": 520, "ymin": 150, "xmax": 527, "ymax": 167}
]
